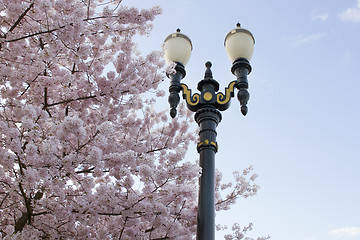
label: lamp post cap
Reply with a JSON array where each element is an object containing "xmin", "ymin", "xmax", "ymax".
[{"xmin": 204, "ymin": 61, "xmax": 213, "ymax": 79}]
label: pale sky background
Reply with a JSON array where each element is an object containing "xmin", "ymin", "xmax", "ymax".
[{"xmin": 127, "ymin": 0, "xmax": 360, "ymax": 239}]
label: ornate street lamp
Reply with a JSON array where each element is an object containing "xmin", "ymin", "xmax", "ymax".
[{"xmin": 164, "ymin": 23, "xmax": 255, "ymax": 240}]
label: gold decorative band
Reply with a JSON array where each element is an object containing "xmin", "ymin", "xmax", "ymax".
[{"xmin": 197, "ymin": 139, "xmax": 219, "ymax": 150}]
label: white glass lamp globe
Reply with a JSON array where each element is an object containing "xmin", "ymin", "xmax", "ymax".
[
  {"xmin": 164, "ymin": 29, "xmax": 192, "ymax": 66},
  {"xmin": 224, "ymin": 23, "xmax": 255, "ymax": 62}
]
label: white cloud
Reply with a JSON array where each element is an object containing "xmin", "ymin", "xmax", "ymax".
[
  {"xmin": 311, "ymin": 12, "xmax": 329, "ymax": 22},
  {"xmin": 339, "ymin": 0, "xmax": 360, "ymax": 23},
  {"xmin": 330, "ymin": 226, "xmax": 360, "ymax": 237},
  {"xmin": 294, "ymin": 33, "xmax": 326, "ymax": 45}
]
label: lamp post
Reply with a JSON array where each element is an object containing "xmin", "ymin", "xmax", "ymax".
[{"xmin": 163, "ymin": 23, "xmax": 255, "ymax": 240}]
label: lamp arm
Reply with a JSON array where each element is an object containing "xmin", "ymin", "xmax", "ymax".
[
  {"xmin": 231, "ymin": 58, "xmax": 252, "ymax": 116},
  {"xmin": 168, "ymin": 62, "xmax": 186, "ymax": 118}
]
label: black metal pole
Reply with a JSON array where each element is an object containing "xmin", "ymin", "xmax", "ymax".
[
  {"xmin": 167, "ymin": 61, "xmax": 251, "ymax": 240},
  {"xmin": 195, "ymin": 107, "xmax": 221, "ymax": 240}
]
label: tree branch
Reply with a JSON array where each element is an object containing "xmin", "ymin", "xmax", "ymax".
[
  {"xmin": 76, "ymin": 130, "xmax": 100, "ymax": 153},
  {"xmin": 151, "ymin": 236, "xmax": 170, "ymax": 240},
  {"xmin": 75, "ymin": 166, "xmax": 95, "ymax": 174},
  {"xmin": 15, "ymin": 183, "xmax": 32, "ymax": 233},
  {"xmin": 87, "ymin": 0, "xmax": 91, "ymax": 19},
  {"xmin": 0, "ymin": 193, "xmax": 9, "ymax": 208},
  {"xmin": 146, "ymin": 146, "xmax": 168, "ymax": 154},
  {"xmin": 46, "ymin": 93, "xmax": 105, "ymax": 108},
  {"xmin": 5, "ymin": 25, "xmax": 66, "ymax": 43},
  {"xmin": 20, "ymin": 73, "xmax": 40, "ymax": 97},
  {"xmin": 32, "ymin": 211, "xmax": 50, "ymax": 216},
  {"xmin": 8, "ymin": 3, "xmax": 34, "ymax": 33},
  {"xmin": 118, "ymin": 216, "xmax": 128, "ymax": 240},
  {"xmin": 43, "ymin": 87, "xmax": 52, "ymax": 117}
]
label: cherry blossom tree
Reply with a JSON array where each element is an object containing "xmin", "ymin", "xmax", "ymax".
[{"xmin": 0, "ymin": 0, "xmax": 262, "ymax": 239}]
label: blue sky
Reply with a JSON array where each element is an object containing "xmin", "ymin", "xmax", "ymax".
[{"xmin": 128, "ymin": 0, "xmax": 360, "ymax": 239}]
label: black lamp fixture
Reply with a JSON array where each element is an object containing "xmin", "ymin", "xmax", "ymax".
[{"xmin": 163, "ymin": 23, "xmax": 255, "ymax": 240}]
